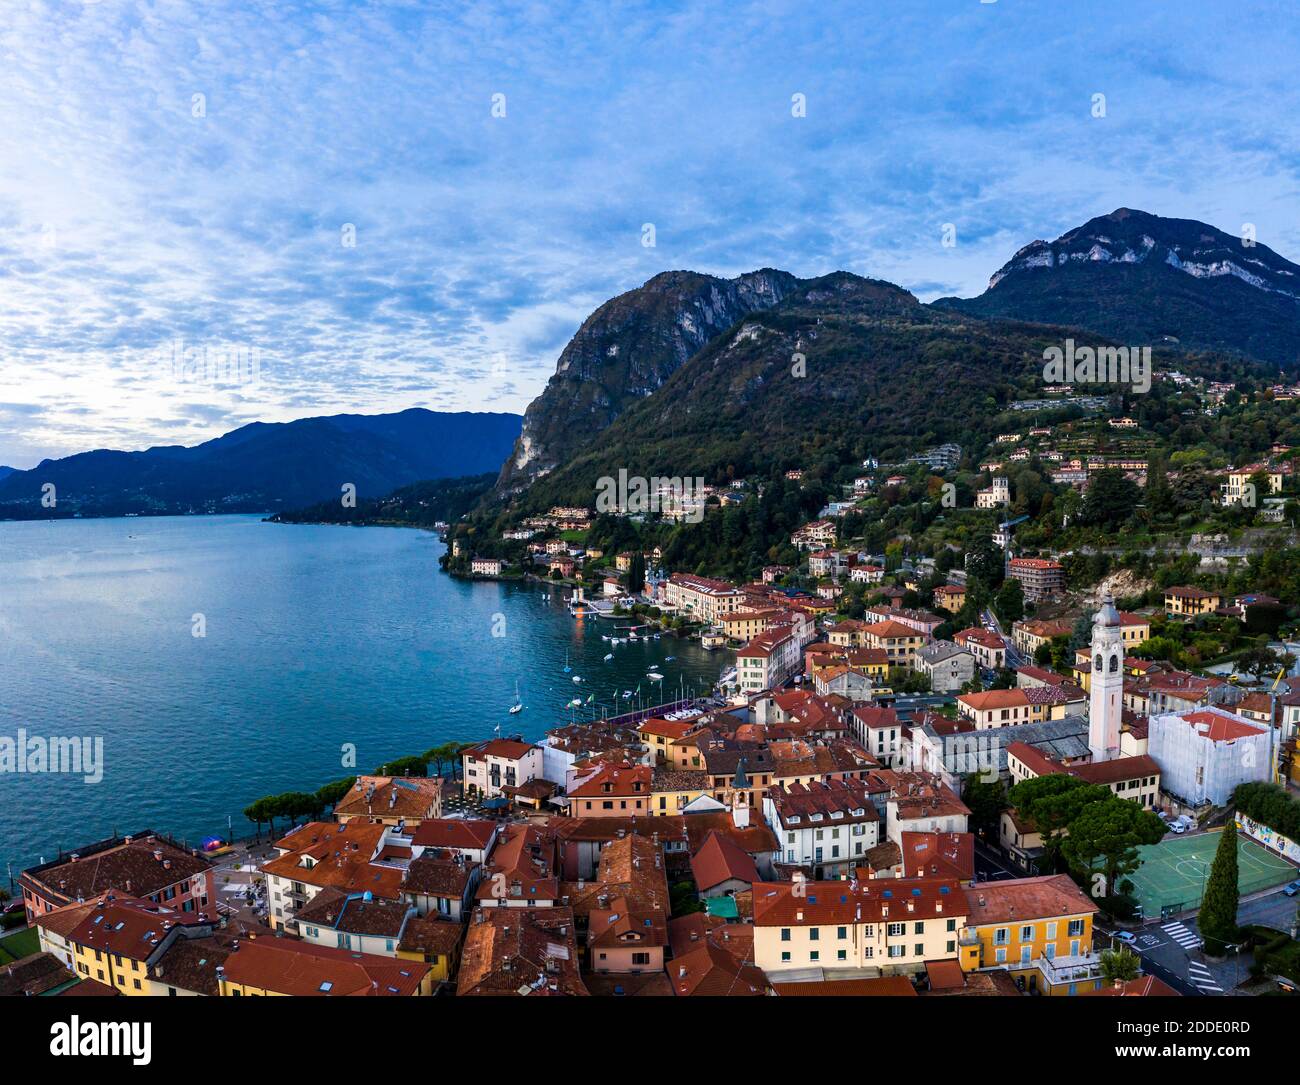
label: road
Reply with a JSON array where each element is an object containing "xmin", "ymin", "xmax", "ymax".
[{"xmin": 981, "ymin": 607, "xmax": 1026, "ymax": 669}]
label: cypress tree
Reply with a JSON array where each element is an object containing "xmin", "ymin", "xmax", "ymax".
[{"xmin": 1199, "ymin": 821, "xmax": 1240, "ymax": 955}]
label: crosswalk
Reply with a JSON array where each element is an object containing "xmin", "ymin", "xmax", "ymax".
[
  {"xmin": 1161, "ymin": 921, "xmax": 1202, "ymax": 951},
  {"xmin": 1186, "ymin": 959, "xmax": 1224, "ymax": 993}
]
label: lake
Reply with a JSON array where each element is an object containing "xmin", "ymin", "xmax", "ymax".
[{"xmin": 0, "ymin": 514, "xmax": 724, "ymax": 874}]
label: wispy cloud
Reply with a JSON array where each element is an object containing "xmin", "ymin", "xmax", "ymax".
[{"xmin": 1, "ymin": 0, "xmax": 1297, "ymax": 465}]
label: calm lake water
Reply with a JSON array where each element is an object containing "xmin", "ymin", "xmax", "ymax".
[{"xmin": 0, "ymin": 514, "xmax": 723, "ymax": 874}]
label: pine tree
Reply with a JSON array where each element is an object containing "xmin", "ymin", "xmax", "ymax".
[{"xmin": 1199, "ymin": 821, "xmax": 1241, "ymax": 955}]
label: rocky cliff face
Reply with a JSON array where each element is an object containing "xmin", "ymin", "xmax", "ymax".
[
  {"xmin": 936, "ymin": 208, "xmax": 1300, "ymax": 364},
  {"xmin": 496, "ymin": 268, "xmax": 800, "ymax": 492}
]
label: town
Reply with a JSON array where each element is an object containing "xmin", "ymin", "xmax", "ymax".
[{"xmin": 6, "ymin": 376, "xmax": 1300, "ymax": 1001}]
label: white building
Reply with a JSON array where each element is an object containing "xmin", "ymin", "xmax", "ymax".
[
  {"xmin": 1147, "ymin": 706, "xmax": 1273, "ymax": 808},
  {"xmin": 763, "ymin": 778, "xmax": 881, "ymax": 878},
  {"xmin": 736, "ymin": 625, "xmax": 801, "ymax": 693}
]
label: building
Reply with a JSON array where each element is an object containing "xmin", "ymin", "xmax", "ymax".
[
  {"xmin": 333, "ymin": 775, "xmax": 444, "ymax": 826},
  {"xmin": 1164, "ymin": 586, "xmax": 1223, "ymax": 617},
  {"xmin": 1006, "ymin": 742, "xmax": 1161, "ymax": 810},
  {"xmin": 219, "ymin": 936, "xmax": 433, "ymax": 996},
  {"xmin": 19, "ymin": 832, "xmax": 213, "ymax": 925},
  {"xmin": 763, "ymin": 778, "xmax": 882, "ymax": 877},
  {"xmin": 850, "ymin": 705, "xmax": 904, "ymax": 767},
  {"xmin": 461, "ymin": 738, "xmax": 544, "ymax": 799},
  {"xmin": 566, "ymin": 764, "xmax": 653, "ymax": 818},
  {"xmin": 36, "ymin": 893, "xmax": 213, "ymax": 995},
  {"xmin": 1147, "ymin": 706, "xmax": 1274, "ymax": 807},
  {"xmin": 753, "ymin": 877, "xmax": 967, "ymax": 979},
  {"xmin": 1088, "ymin": 596, "xmax": 1125, "ymax": 761},
  {"xmin": 960, "ymin": 874, "xmax": 1102, "ymax": 995},
  {"xmin": 470, "ymin": 556, "xmax": 504, "ymax": 576},
  {"xmin": 296, "ymin": 888, "xmax": 416, "ymax": 957},
  {"xmin": 736, "ymin": 625, "xmax": 801, "ymax": 693},
  {"xmin": 1007, "ymin": 557, "xmax": 1065, "ymax": 602},
  {"xmin": 976, "ymin": 476, "xmax": 1010, "ymax": 509},
  {"xmin": 954, "ymin": 627, "xmax": 1006, "ymax": 670},
  {"xmin": 401, "ymin": 848, "xmax": 481, "ymax": 920},
  {"xmin": 663, "ymin": 573, "xmax": 744, "ymax": 622},
  {"xmin": 884, "ymin": 773, "xmax": 971, "ymax": 839},
  {"xmin": 260, "ymin": 821, "xmax": 405, "ymax": 932},
  {"xmin": 915, "ymin": 641, "xmax": 976, "ymax": 694},
  {"xmin": 861, "ymin": 619, "xmax": 928, "ymax": 667},
  {"xmin": 932, "ymin": 584, "xmax": 966, "ymax": 614},
  {"xmin": 456, "ymin": 907, "xmax": 587, "ymax": 996},
  {"xmin": 1012, "ymin": 619, "xmax": 1072, "ymax": 658}
]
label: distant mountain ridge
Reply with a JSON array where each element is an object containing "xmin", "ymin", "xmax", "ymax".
[
  {"xmin": 935, "ymin": 208, "xmax": 1300, "ymax": 364},
  {"xmin": 0, "ymin": 409, "xmax": 521, "ymax": 519},
  {"xmin": 496, "ymin": 267, "xmax": 800, "ymax": 492}
]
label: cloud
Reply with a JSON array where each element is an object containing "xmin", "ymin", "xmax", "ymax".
[{"xmin": 0, "ymin": 0, "xmax": 1297, "ymax": 465}]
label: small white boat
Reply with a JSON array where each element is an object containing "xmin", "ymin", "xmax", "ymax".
[
  {"xmin": 664, "ymin": 655, "xmax": 675, "ymax": 662},
  {"xmin": 646, "ymin": 672, "xmax": 664, "ymax": 681},
  {"xmin": 508, "ymin": 679, "xmax": 524, "ymax": 714},
  {"xmin": 604, "ymin": 653, "xmax": 614, "ymax": 662},
  {"xmin": 628, "ymin": 632, "xmax": 638, "ymax": 641},
  {"xmin": 622, "ymin": 690, "xmax": 634, "ymax": 699},
  {"xmin": 572, "ymin": 675, "xmax": 583, "ymax": 683}
]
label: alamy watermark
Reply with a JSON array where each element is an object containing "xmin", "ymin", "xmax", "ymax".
[
  {"xmin": 1, "ymin": 731, "xmax": 103, "ymax": 783},
  {"xmin": 595, "ymin": 468, "xmax": 706, "ymax": 524},
  {"xmin": 163, "ymin": 337, "xmax": 262, "ymax": 387},
  {"xmin": 1042, "ymin": 338, "xmax": 1150, "ymax": 394}
]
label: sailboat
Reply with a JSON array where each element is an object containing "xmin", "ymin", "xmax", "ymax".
[
  {"xmin": 562, "ymin": 650, "xmax": 572, "ymax": 674},
  {"xmin": 508, "ymin": 680, "xmax": 524, "ymax": 714},
  {"xmin": 572, "ymin": 674, "xmax": 583, "ymax": 684},
  {"xmin": 603, "ymin": 653, "xmax": 614, "ymax": 662}
]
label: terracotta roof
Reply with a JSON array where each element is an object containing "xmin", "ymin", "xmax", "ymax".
[
  {"xmin": 1068, "ymin": 755, "xmax": 1160, "ymax": 786},
  {"xmin": 148, "ymin": 934, "xmax": 233, "ymax": 996},
  {"xmin": 1177, "ymin": 709, "xmax": 1263, "ymax": 742},
  {"xmin": 959, "ymin": 689, "xmax": 1030, "ymax": 711},
  {"xmin": 397, "ymin": 914, "xmax": 465, "ymax": 958},
  {"xmin": 754, "ymin": 877, "xmax": 964, "ymax": 927},
  {"xmin": 295, "ymin": 887, "xmax": 411, "ymax": 937},
  {"xmin": 457, "ymin": 907, "xmax": 587, "ymax": 996},
  {"xmin": 690, "ymin": 830, "xmax": 760, "ymax": 892},
  {"xmin": 333, "ymin": 775, "xmax": 443, "ymax": 821},
  {"xmin": 567, "ymin": 764, "xmax": 652, "ymax": 799},
  {"xmin": 64, "ymin": 894, "xmax": 209, "ymax": 961},
  {"xmin": 410, "ymin": 818, "xmax": 497, "ymax": 852},
  {"xmin": 1081, "ymin": 974, "xmax": 1182, "ymax": 997},
  {"xmin": 588, "ymin": 894, "xmax": 668, "ymax": 950},
  {"xmin": 22, "ymin": 833, "xmax": 211, "ymax": 905},
  {"xmin": 667, "ymin": 913, "xmax": 755, "ymax": 962},
  {"xmin": 962, "ymin": 874, "xmax": 1098, "ymax": 925},
  {"xmin": 464, "ymin": 738, "xmax": 537, "ymax": 761},
  {"xmin": 899, "ymin": 832, "xmax": 974, "ymax": 881},
  {"xmin": 402, "ymin": 849, "xmax": 476, "ymax": 898},
  {"xmin": 222, "ymin": 937, "xmax": 429, "ymax": 996},
  {"xmin": 863, "ymin": 619, "xmax": 921, "ymax": 639},
  {"xmin": 261, "ymin": 822, "xmax": 403, "ymax": 900},
  {"xmin": 924, "ymin": 958, "xmax": 966, "ymax": 991},
  {"xmin": 670, "ymin": 942, "xmax": 768, "ymax": 996},
  {"xmin": 766, "ymin": 777, "xmax": 880, "ymax": 827},
  {"xmin": 0, "ymin": 952, "xmax": 76, "ymax": 996}
]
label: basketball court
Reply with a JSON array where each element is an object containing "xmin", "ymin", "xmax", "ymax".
[{"xmin": 1127, "ymin": 829, "xmax": 1297, "ymax": 919}]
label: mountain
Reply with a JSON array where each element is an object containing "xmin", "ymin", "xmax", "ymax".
[
  {"xmin": 0, "ymin": 409, "xmax": 521, "ymax": 519},
  {"xmin": 490, "ymin": 271, "xmax": 1155, "ymax": 518},
  {"xmin": 496, "ymin": 268, "xmax": 800, "ymax": 492},
  {"xmin": 935, "ymin": 208, "xmax": 1300, "ymax": 365},
  {"xmin": 271, "ymin": 473, "xmax": 497, "ymax": 528},
  {"xmin": 0, "ymin": 466, "xmax": 13, "ymax": 482}
]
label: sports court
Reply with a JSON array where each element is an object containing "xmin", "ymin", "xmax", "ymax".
[{"xmin": 1127, "ymin": 829, "xmax": 1297, "ymax": 919}]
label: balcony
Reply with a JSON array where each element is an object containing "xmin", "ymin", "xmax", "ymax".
[{"xmin": 1029, "ymin": 952, "xmax": 1103, "ymax": 987}]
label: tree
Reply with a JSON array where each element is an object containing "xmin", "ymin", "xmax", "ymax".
[
  {"xmin": 1009, "ymin": 776, "xmax": 1111, "ymax": 871},
  {"xmin": 1060, "ymin": 797, "xmax": 1167, "ymax": 899},
  {"xmin": 315, "ymin": 777, "xmax": 357, "ymax": 810},
  {"xmin": 962, "ymin": 774, "xmax": 1006, "ymax": 837},
  {"xmin": 1100, "ymin": 946, "xmax": 1141, "ymax": 984},
  {"xmin": 995, "ymin": 577, "xmax": 1024, "ymax": 625},
  {"xmin": 1079, "ymin": 469, "xmax": 1140, "ymax": 529},
  {"xmin": 628, "ymin": 551, "xmax": 646, "ymax": 594},
  {"xmin": 965, "ymin": 536, "xmax": 1004, "ymax": 590},
  {"xmin": 1199, "ymin": 822, "xmax": 1241, "ymax": 955}
]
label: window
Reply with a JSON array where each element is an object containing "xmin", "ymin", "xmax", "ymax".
[
  {"xmin": 837, "ymin": 949, "xmax": 847, "ymax": 961},
  {"xmin": 781, "ymin": 928, "xmax": 791, "ymax": 942},
  {"xmin": 809, "ymin": 951, "xmax": 819, "ymax": 961},
  {"xmin": 1020, "ymin": 925, "xmax": 1033, "ymax": 942},
  {"xmin": 914, "ymin": 922, "xmax": 924, "ymax": 935},
  {"xmin": 887, "ymin": 945, "xmax": 904, "ymax": 958},
  {"xmin": 887, "ymin": 922, "xmax": 904, "ymax": 937},
  {"xmin": 809, "ymin": 928, "xmax": 819, "ymax": 941},
  {"xmin": 781, "ymin": 951, "xmax": 791, "ymax": 962},
  {"xmin": 914, "ymin": 944, "xmax": 924, "ymax": 956},
  {"xmin": 632, "ymin": 952, "xmax": 650, "ymax": 965},
  {"xmin": 837, "ymin": 926, "xmax": 847, "ymax": 940}
]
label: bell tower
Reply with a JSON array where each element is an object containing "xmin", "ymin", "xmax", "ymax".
[{"xmin": 1088, "ymin": 594, "xmax": 1124, "ymax": 761}]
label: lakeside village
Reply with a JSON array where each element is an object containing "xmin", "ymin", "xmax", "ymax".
[
  {"xmin": 6, "ymin": 386, "xmax": 1300, "ymax": 1000},
  {"xmin": 6, "ymin": 532, "xmax": 1300, "ymax": 998}
]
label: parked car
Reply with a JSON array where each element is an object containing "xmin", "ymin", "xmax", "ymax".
[
  {"xmin": 1283, "ymin": 879, "xmax": 1300, "ymax": 897},
  {"xmin": 1114, "ymin": 930, "xmax": 1138, "ymax": 945},
  {"xmin": 1167, "ymin": 821, "xmax": 1186, "ymax": 834}
]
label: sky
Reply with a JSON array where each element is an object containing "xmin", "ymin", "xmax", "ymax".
[{"xmin": 1, "ymin": 0, "xmax": 1299, "ymax": 468}]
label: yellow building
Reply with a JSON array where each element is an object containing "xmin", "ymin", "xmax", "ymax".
[
  {"xmin": 1164, "ymin": 586, "xmax": 1222, "ymax": 617},
  {"xmin": 651, "ymin": 768, "xmax": 712, "ymax": 814},
  {"xmin": 395, "ymin": 915, "xmax": 463, "ymax": 984},
  {"xmin": 960, "ymin": 874, "xmax": 1103, "ymax": 995},
  {"xmin": 933, "ymin": 585, "xmax": 966, "ymax": 613},
  {"xmin": 41, "ymin": 894, "xmax": 214, "ymax": 997}
]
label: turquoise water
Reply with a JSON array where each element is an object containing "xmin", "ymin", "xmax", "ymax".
[{"xmin": 0, "ymin": 515, "xmax": 722, "ymax": 873}]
